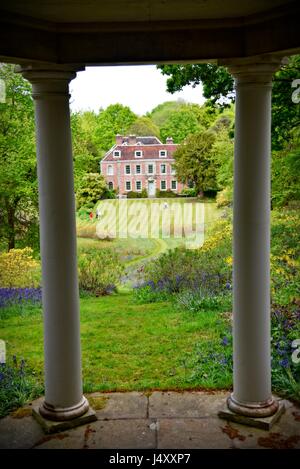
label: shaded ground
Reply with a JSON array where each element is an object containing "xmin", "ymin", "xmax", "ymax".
[{"xmin": 0, "ymin": 391, "xmax": 299, "ymax": 449}]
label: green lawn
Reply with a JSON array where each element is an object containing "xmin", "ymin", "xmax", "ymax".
[
  {"xmin": 78, "ymin": 198, "xmax": 219, "ymax": 250},
  {"xmin": 0, "ymin": 292, "xmax": 231, "ymax": 395}
]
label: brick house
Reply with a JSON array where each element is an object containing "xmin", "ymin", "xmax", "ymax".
[{"xmin": 100, "ymin": 134, "xmax": 186, "ymax": 197}]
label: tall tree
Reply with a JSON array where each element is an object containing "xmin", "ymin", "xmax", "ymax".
[
  {"xmin": 0, "ymin": 64, "xmax": 38, "ymax": 251},
  {"xmin": 71, "ymin": 111, "xmax": 104, "ymax": 190},
  {"xmin": 95, "ymin": 104, "xmax": 137, "ymax": 151},
  {"xmin": 76, "ymin": 173, "xmax": 108, "ymax": 209},
  {"xmin": 174, "ymin": 130, "xmax": 217, "ymax": 196},
  {"xmin": 127, "ymin": 116, "xmax": 160, "ymax": 138}
]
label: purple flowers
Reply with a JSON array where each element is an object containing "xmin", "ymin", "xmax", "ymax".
[
  {"xmin": 221, "ymin": 337, "xmax": 229, "ymax": 346},
  {"xmin": 279, "ymin": 358, "xmax": 290, "ymax": 368},
  {"xmin": 0, "ymin": 288, "xmax": 42, "ymax": 308}
]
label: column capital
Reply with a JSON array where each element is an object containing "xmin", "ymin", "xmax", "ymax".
[
  {"xmin": 16, "ymin": 64, "xmax": 85, "ymax": 98},
  {"xmin": 220, "ymin": 55, "xmax": 283, "ymax": 85}
]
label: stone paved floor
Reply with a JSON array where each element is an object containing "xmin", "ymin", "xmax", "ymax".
[{"xmin": 0, "ymin": 391, "xmax": 299, "ymax": 449}]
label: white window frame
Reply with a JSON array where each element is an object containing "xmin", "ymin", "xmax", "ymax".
[
  {"xmin": 108, "ymin": 181, "xmax": 114, "ymax": 190},
  {"xmin": 135, "ymin": 150, "xmax": 143, "ymax": 158},
  {"xmin": 125, "ymin": 164, "xmax": 131, "ymax": 175},
  {"xmin": 147, "ymin": 163, "xmax": 155, "ymax": 175},
  {"xmin": 171, "ymin": 180, "xmax": 177, "ymax": 191},
  {"xmin": 171, "ymin": 164, "xmax": 176, "ymax": 175},
  {"xmin": 125, "ymin": 181, "xmax": 131, "ymax": 192},
  {"xmin": 136, "ymin": 180, "xmax": 142, "ymax": 192},
  {"xmin": 160, "ymin": 180, "xmax": 167, "ymax": 191},
  {"xmin": 135, "ymin": 164, "xmax": 141, "ymax": 175},
  {"xmin": 113, "ymin": 150, "xmax": 121, "ymax": 158},
  {"xmin": 160, "ymin": 163, "xmax": 167, "ymax": 174},
  {"xmin": 159, "ymin": 150, "xmax": 167, "ymax": 158},
  {"xmin": 107, "ymin": 165, "xmax": 114, "ymax": 176}
]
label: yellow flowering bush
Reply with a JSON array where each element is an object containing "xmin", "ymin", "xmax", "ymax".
[
  {"xmin": 201, "ymin": 219, "xmax": 232, "ymax": 253},
  {"xmin": 0, "ymin": 248, "xmax": 40, "ymax": 288}
]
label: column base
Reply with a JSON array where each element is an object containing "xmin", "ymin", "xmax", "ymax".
[
  {"xmin": 218, "ymin": 395, "xmax": 285, "ymax": 430},
  {"xmin": 33, "ymin": 397, "xmax": 97, "ymax": 434}
]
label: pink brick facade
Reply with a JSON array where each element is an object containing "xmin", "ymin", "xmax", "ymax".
[{"xmin": 100, "ymin": 135, "xmax": 186, "ymax": 196}]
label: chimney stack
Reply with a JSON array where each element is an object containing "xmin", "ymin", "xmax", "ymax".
[
  {"xmin": 116, "ymin": 134, "xmax": 123, "ymax": 145},
  {"xmin": 128, "ymin": 134, "xmax": 137, "ymax": 145},
  {"xmin": 166, "ymin": 137, "xmax": 173, "ymax": 144}
]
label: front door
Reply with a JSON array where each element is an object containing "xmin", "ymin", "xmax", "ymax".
[{"xmin": 148, "ymin": 180, "xmax": 155, "ymax": 197}]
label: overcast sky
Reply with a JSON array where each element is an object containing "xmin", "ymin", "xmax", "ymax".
[{"xmin": 69, "ymin": 65, "xmax": 205, "ymax": 115}]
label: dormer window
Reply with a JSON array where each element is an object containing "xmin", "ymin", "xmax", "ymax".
[
  {"xmin": 135, "ymin": 150, "xmax": 143, "ymax": 158},
  {"xmin": 159, "ymin": 150, "xmax": 167, "ymax": 158},
  {"xmin": 113, "ymin": 150, "xmax": 121, "ymax": 158}
]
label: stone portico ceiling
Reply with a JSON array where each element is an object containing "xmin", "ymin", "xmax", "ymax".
[{"xmin": 0, "ymin": 0, "xmax": 299, "ymax": 65}]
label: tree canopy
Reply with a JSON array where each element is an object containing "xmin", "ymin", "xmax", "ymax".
[
  {"xmin": 95, "ymin": 104, "xmax": 137, "ymax": 151},
  {"xmin": 0, "ymin": 64, "xmax": 38, "ymax": 251},
  {"xmin": 174, "ymin": 130, "xmax": 217, "ymax": 196},
  {"xmin": 158, "ymin": 56, "xmax": 300, "ymax": 149}
]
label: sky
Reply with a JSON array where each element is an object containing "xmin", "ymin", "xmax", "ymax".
[{"xmin": 69, "ymin": 65, "xmax": 205, "ymax": 115}]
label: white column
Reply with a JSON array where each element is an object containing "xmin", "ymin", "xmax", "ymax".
[
  {"xmin": 226, "ymin": 58, "xmax": 281, "ymax": 417},
  {"xmin": 20, "ymin": 66, "xmax": 89, "ymax": 421}
]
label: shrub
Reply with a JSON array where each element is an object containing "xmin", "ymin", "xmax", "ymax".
[
  {"xmin": 102, "ymin": 189, "xmax": 117, "ymax": 200},
  {"xmin": 270, "ymin": 210, "xmax": 300, "ymax": 305},
  {"xmin": 156, "ymin": 189, "xmax": 178, "ymax": 198},
  {"xmin": 126, "ymin": 190, "xmax": 147, "ymax": 199},
  {"xmin": 216, "ymin": 187, "xmax": 233, "ymax": 207},
  {"xmin": 180, "ymin": 188, "xmax": 197, "ymax": 197},
  {"xmin": 177, "ymin": 289, "xmax": 232, "ymax": 313},
  {"xmin": 0, "ymin": 248, "xmax": 40, "ymax": 288},
  {"xmin": 133, "ymin": 283, "xmax": 172, "ymax": 304},
  {"xmin": 0, "ymin": 357, "xmax": 43, "ymax": 418},
  {"xmin": 78, "ymin": 246, "xmax": 124, "ymax": 295}
]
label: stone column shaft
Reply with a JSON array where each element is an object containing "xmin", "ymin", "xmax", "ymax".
[
  {"xmin": 227, "ymin": 58, "xmax": 281, "ymax": 417},
  {"xmin": 21, "ymin": 66, "xmax": 89, "ymax": 421}
]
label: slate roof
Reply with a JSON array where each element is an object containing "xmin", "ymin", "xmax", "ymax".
[
  {"xmin": 102, "ymin": 135, "xmax": 178, "ymax": 162},
  {"xmin": 103, "ymin": 144, "xmax": 178, "ymax": 162}
]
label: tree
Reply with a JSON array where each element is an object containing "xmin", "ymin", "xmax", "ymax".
[
  {"xmin": 174, "ymin": 131, "xmax": 217, "ymax": 196},
  {"xmin": 95, "ymin": 104, "xmax": 137, "ymax": 151},
  {"xmin": 76, "ymin": 173, "xmax": 108, "ymax": 209},
  {"xmin": 271, "ymin": 55, "xmax": 300, "ymax": 150},
  {"xmin": 158, "ymin": 56, "xmax": 300, "ymax": 149},
  {"xmin": 147, "ymin": 100, "xmax": 185, "ymax": 127},
  {"xmin": 271, "ymin": 129, "xmax": 300, "ymax": 208},
  {"xmin": 0, "ymin": 64, "xmax": 38, "ymax": 251},
  {"xmin": 127, "ymin": 116, "xmax": 160, "ymax": 138},
  {"xmin": 211, "ymin": 126, "xmax": 234, "ymax": 190},
  {"xmin": 71, "ymin": 111, "xmax": 104, "ymax": 190},
  {"xmin": 160, "ymin": 105, "xmax": 201, "ymax": 143},
  {"xmin": 157, "ymin": 64, "xmax": 234, "ymax": 106}
]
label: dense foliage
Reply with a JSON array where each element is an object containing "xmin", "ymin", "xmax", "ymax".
[
  {"xmin": 0, "ymin": 247, "xmax": 40, "ymax": 288},
  {"xmin": 0, "ymin": 64, "xmax": 38, "ymax": 252},
  {"xmin": 0, "ymin": 357, "xmax": 43, "ymax": 418},
  {"xmin": 76, "ymin": 172, "xmax": 109, "ymax": 209},
  {"xmin": 78, "ymin": 246, "xmax": 124, "ymax": 295},
  {"xmin": 158, "ymin": 55, "xmax": 300, "ymax": 150},
  {"xmin": 173, "ymin": 130, "xmax": 218, "ymax": 195}
]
